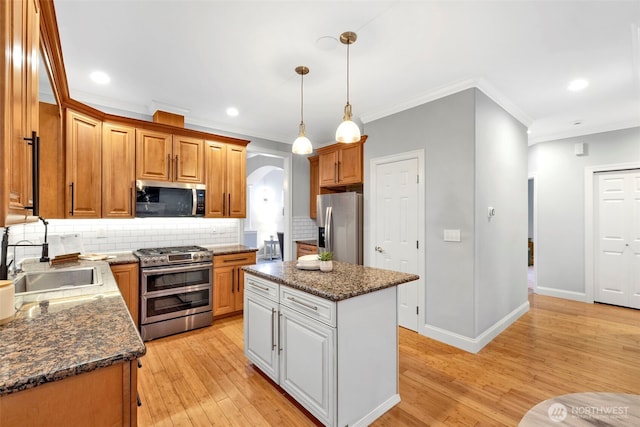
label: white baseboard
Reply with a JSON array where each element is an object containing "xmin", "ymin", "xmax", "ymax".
[
  {"xmin": 422, "ymin": 300, "xmax": 530, "ymax": 354},
  {"xmin": 351, "ymin": 394, "xmax": 401, "ymax": 427},
  {"xmin": 535, "ymin": 286, "xmax": 591, "ymax": 303}
]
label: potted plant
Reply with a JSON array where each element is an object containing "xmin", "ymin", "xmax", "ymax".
[{"xmin": 318, "ymin": 251, "xmax": 333, "ymax": 272}]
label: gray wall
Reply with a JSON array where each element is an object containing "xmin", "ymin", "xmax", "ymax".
[
  {"xmin": 528, "ymin": 126, "xmax": 640, "ymax": 296},
  {"xmin": 474, "ymin": 90, "xmax": 528, "ymax": 335},
  {"xmin": 365, "ymin": 88, "xmax": 528, "ymax": 343}
]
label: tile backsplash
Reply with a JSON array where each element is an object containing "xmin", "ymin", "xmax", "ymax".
[
  {"xmin": 6, "ymin": 218, "xmax": 240, "ymax": 265},
  {"xmin": 292, "ymin": 216, "xmax": 317, "ymax": 241}
]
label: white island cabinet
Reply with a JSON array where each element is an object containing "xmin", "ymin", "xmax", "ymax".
[{"xmin": 243, "ymin": 261, "xmax": 418, "ymax": 427}]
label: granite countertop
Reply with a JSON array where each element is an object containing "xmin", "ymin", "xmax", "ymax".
[
  {"xmin": 106, "ymin": 252, "xmax": 139, "ymax": 265},
  {"xmin": 295, "ymin": 239, "xmax": 317, "ymax": 246},
  {"xmin": 0, "ymin": 261, "xmax": 146, "ymax": 397},
  {"xmin": 206, "ymin": 244, "xmax": 258, "ymax": 256},
  {"xmin": 243, "ymin": 261, "xmax": 419, "ymax": 301}
]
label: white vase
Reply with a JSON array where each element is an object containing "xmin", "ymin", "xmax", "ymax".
[{"xmin": 319, "ymin": 260, "xmax": 333, "ymax": 272}]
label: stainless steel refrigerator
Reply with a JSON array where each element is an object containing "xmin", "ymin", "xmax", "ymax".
[{"xmin": 317, "ymin": 192, "xmax": 363, "ymax": 264}]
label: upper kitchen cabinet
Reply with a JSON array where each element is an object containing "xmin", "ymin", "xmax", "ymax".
[
  {"xmin": 205, "ymin": 141, "xmax": 246, "ymax": 218},
  {"xmin": 102, "ymin": 123, "xmax": 135, "ymax": 218},
  {"xmin": 317, "ymin": 136, "xmax": 367, "ymax": 188},
  {"xmin": 308, "ymin": 155, "xmax": 319, "ymax": 219},
  {"xmin": 66, "ymin": 110, "xmax": 102, "ymax": 218},
  {"xmin": 135, "ymin": 129, "xmax": 204, "ymax": 184},
  {"xmin": 0, "ymin": 0, "xmax": 40, "ymax": 226}
]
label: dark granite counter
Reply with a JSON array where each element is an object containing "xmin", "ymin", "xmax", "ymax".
[
  {"xmin": 106, "ymin": 252, "xmax": 139, "ymax": 265},
  {"xmin": 206, "ymin": 244, "xmax": 258, "ymax": 256},
  {"xmin": 0, "ymin": 261, "xmax": 146, "ymax": 397},
  {"xmin": 243, "ymin": 261, "xmax": 419, "ymax": 301},
  {"xmin": 295, "ymin": 239, "xmax": 317, "ymax": 246}
]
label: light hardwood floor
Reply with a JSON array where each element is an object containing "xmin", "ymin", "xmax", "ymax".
[{"xmin": 137, "ymin": 294, "xmax": 640, "ymax": 426}]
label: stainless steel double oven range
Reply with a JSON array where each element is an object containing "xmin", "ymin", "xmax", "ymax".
[{"xmin": 134, "ymin": 246, "xmax": 213, "ymax": 341}]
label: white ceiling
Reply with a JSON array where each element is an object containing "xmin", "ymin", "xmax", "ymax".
[{"xmin": 52, "ymin": 0, "xmax": 640, "ymax": 147}]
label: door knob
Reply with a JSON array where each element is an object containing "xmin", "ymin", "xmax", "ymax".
[{"xmin": 375, "ymin": 246, "xmax": 384, "ymax": 253}]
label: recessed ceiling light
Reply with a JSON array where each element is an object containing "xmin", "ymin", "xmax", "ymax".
[
  {"xmin": 226, "ymin": 107, "xmax": 239, "ymax": 117},
  {"xmin": 90, "ymin": 71, "xmax": 110, "ymax": 85},
  {"xmin": 526, "ymin": 129, "xmax": 531, "ymax": 135},
  {"xmin": 567, "ymin": 79, "xmax": 588, "ymax": 91}
]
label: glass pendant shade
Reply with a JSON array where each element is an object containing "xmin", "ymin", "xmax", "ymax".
[
  {"xmin": 336, "ymin": 103, "xmax": 361, "ymax": 143},
  {"xmin": 336, "ymin": 31, "xmax": 360, "ymax": 143},
  {"xmin": 292, "ymin": 65, "xmax": 312, "ymax": 154},
  {"xmin": 292, "ymin": 123, "xmax": 312, "ymax": 154}
]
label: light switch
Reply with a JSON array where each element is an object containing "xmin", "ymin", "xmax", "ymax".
[{"xmin": 444, "ymin": 229, "xmax": 461, "ymax": 242}]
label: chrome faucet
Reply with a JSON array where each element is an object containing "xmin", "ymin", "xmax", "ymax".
[{"xmin": 0, "ymin": 217, "xmax": 51, "ymax": 280}]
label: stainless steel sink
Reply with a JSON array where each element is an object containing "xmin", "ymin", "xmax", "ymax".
[{"xmin": 14, "ymin": 266, "xmax": 103, "ymax": 294}]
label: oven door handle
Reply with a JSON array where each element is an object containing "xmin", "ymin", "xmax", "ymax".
[{"xmin": 140, "ymin": 262, "xmax": 213, "ymax": 276}]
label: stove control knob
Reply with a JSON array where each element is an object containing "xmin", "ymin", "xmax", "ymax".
[{"xmin": 160, "ymin": 256, "xmax": 168, "ymax": 264}]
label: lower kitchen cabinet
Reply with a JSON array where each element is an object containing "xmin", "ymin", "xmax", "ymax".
[
  {"xmin": 0, "ymin": 360, "xmax": 139, "ymax": 426},
  {"xmin": 213, "ymin": 251, "xmax": 256, "ymax": 318},
  {"xmin": 244, "ymin": 273, "xmax": 397, "ymax": 426},
  {"xmin": 296, "ymin": 241, "xmax": 318, "ymax": 259},
  {"xmin": 110, "ymin": 263, "xmax": 140, "ymax": 327}
]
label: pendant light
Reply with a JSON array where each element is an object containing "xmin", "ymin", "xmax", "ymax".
[
  {"xmin": 335, "ymin": 31, "xmax": 361, "ymax": 143},
  {"xmin": 292, "ymin": 65, "xmax": 313, "ymax": 155}
]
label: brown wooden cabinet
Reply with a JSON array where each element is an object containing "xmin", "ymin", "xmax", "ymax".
[
  {"xmin": 308, "ymin": 155, "xmax": 319, "ymax": 219},
  {"xmin": 102, "ymin": 123, "xmax": 135, "ymax": 218},
  {"xmin": 0, "ymin": 360, "xmax": 139, "ymax": 427},
  {"xmin": 66, "ymin": 110, "xmax": 102, "ymax": 218},
  {"xmin": 213, "ymin": 251, "xmax": 256, "ymax": 318},
  {"xmin": 135, "ymin": 130, "xmax": 204, "ymax": 183},
  {"xmin": 1, "ymin": 0, "xmax": 40, "ymax": 226},
  {"xmin": 317, "ymin": 137, "xmax": 366, "ymax": 188},
  {"xmin": 110, "ymin": 263, "xmax": 139, "ymax": 327},
  {"xmin": 296, "ymin": 242, "xmax": 318, "ymax": 259},
  {"xmin": 205, "ymin": 141, "xmax": 246, "ymax": 218}
]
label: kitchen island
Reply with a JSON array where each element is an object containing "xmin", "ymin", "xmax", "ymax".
[
  {"xmin": 0, "ymin": 261, "xmax": 145, "ymax": 426},
  {"xmin": 243, "ymin": 260, "xmax": 418, "ymax": 427}
]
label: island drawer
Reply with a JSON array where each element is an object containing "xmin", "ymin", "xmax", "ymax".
[
  {"xmin": 280, "ymin": 286, "xmax": 336, "ymax": 327},
  {"xmin": 245, "ymin": 274, "xmax": 279, "ymax": 301}
]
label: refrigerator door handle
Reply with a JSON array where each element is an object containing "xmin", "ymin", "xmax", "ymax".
[{"xmin": 325, "ymin": 206, "xmax": 332, "ymax": 253}]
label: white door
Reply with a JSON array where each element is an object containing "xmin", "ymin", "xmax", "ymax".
[
  {"xmin": 373, "ymin": 158, "xmax": 420, "ymax": 330},
  {"xmin": 595, "ymin": 169, "xmax": 640, "ymax": 309}
]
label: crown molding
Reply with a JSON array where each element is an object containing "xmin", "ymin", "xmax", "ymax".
[{"xmin": 528, "ymin": 118, "xmax": 640, "ymax": 145}]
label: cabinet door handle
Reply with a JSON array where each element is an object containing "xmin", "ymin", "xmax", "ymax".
[
  {"xmin": 334, "ymin": 162, "xmax": 338, "ymax": 183},
  {"xmin": 247, "ymin": 281, "xmax": 270, "ymax": 292},
  {"xmin": 222, "ymin": 193, "xmax": 226, "ymax": 216},
  {"xmin": 231, "ymin": 268, "xmax": 235, "ymax": 293},
  {"xmin": 278, "ymin": 312, "xmax": 283, "ymax": 353},
  {"xmin": 129, "ymin": 187, "xmax": 133, "ymax": 215},
  {"xmin": 337, "ymin": 161, "xmax": 341, "ymax": 182},
  {"xmin": 167, "ymin": 154, "xmax": 171, "ymax": 179},
  {"xmin": 237, "ymin": 270, "xmax": 240, "ymax": 292},
  {"xmin": 24, "ymin": 131, "xmax": 40, "ymax": 215},
  {"xmin": 271, "ymin": 308, "xmax": 276, "ymax": 350},
  {"xmin": 228, "ymin": 193, "xmax": 231, "ymax": 216},
  {"xmin": 286, "ymin": 296, "xmax": 318, "ymax": 311},
  {"xmin": 222, "ymin": 257, "xmax": 249, "ymax": 263},
  {"xmin": 69, "ymin": 182, "xmax": 75, "ymax": 216},
  {"xmin": 175, "ymin": 155, "xmax": 179, "ymax": 179}
]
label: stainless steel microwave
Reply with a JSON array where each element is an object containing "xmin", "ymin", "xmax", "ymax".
[{"xmin": 135, "ymin": 180, "xmax": 206, "ymax": 217}]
